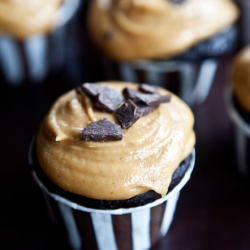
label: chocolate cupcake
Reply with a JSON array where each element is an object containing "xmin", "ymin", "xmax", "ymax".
[
  {"xmin": 226, "ymin": 45, "xmax": 250, "ymax": 175},
  {"xmin": 0, "ymin": 0, "xmax": 80, "ymax": 85},
  {"xmin": 87, "ymin": 0, "xmax": 239, "ymax": 105},
  {"xmin": 30, "ymin": 81, "xmax": 196, "ymax": 249}
]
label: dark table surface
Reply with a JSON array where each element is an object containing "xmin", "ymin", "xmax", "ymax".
[{"xmin": 2, "ymin": 3, "xmax": 250, "ymax": 250}]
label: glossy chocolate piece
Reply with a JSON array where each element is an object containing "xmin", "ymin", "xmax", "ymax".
[
  {"xmin": 81, "ymin": 83, "xmax": 109, "ymax": 97},
  {"xmin": 114, "ymin": 99, "xmax": 143, "ymax": 129},
  {"xmin": 136, "ymin": 93, "xmax": 171, "ymax": 106},
  {"xmin": 139, "ymin": 84, "xmax": 159, "ymax": 94},
  {"xmin": 122, "ymin": 87, "xmax": 141, "ymax": 100},
  {"xmin": 82, "ymin": 118, "xmax": 123, "ymax": 142},
  {"xmin": 95, "ymin": 88, "xmax": 124, "ymax": 112}
]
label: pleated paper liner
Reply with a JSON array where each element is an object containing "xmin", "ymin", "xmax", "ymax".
[{"xmin": 0, "ymin": 0, "xmax": 80, "ymax": 86}]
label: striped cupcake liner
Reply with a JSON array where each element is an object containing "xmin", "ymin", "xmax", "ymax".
[
  {"xmin": 40, "ymin": 189, "xmax": 180, "ymax": 250},
  {"xmin": 225, "ymin": 85, "xmax": 250, "ymax": 175},
  {"xmin": 29, "ymin": 136, "xmax": 195, "ymax": 250},
  {"xmin": 103, "ymin": 58, "xmax": 218, "ymax": 106},
  {"xmin": 0, "ymin": 0, "xmax": 80, "ymax": 86}
]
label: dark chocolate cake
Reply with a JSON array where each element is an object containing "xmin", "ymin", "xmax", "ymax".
[{"xmin": 172, "ymin": 25, "xmax": 238, "ymax": 60}]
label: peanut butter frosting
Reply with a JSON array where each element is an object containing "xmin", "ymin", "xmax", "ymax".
[
  {"xmin": 36, "ymin": 81, "xmax": 195, "ymax": 200},
  {"xmin": 0, "ymin": 0, "xmax": 62, "ymax": 39},
  {"xmin": 87, "ymin": 0, "xmax": 239, "ymax": 61},
  {"xmin": 232, "ymin": 45, "xmax": 250, "ymax": 112}
]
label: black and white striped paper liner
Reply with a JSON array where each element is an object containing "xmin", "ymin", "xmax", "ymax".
[
  {"xmin": 102, "ymin": 58, "xmax": 217, "ymax": 106},
  {"xmin": 29, "ymin": 142, "xmax": 195, "ymax": 250},
  {"xmin": 0, "ymin": 0, "xmax": 80, "ymax": 85},
  {"xmin": 225, "ymin": 85, "xmax": 250, "ymax": 175},
  {"xmin": 43, "ymin": 190, "xmax": 180, "ymax": 250}
]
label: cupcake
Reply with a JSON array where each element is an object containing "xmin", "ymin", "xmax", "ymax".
[
  {"xmin": 226, "ymin": 45, "xmax": 250, "ymax": 175},
  {"xmin": 0, "ymin": 0, "xmax": 80, "ymax": 85},
  {"xmin": 29, "ymin": 81, "xmax": 196, "ymax": 249},
  {"xmin": 87, "ymin": 0, "xmax": 239, "ymax": 105}
]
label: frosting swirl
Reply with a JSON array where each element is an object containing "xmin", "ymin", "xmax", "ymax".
[
  {"xmin": 36, "ymin": 82, "xmax": 195, "ymax": 200},
  {"xmin": 0, "ymin": 0, "xmax": 62, "ymax": 39},
  {"xmin": 87, "ymin": 0, "xmax": 239, "ymax": 61},
  {"xmin": 232, "ymin": 45, "xmax": 250, "ymax": 112}
]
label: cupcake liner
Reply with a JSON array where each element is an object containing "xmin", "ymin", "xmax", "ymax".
[
  {"xmin": 103, "ymin": 58, "xmax": 218, "ymax": 106},
  {"xmin": 0, "ymin": 0, "xmax": 80, "ymax": 85},
  {"xmin": 225, "ymin": 85, "xmax": 250, "ymax": 175},
  {"xmin": 0, "ymin": 37, "xmax": 24, "ymax": 84},
  {"xmin": 29, "ymin": 136, "xmax": 195, "ymax": 250}
]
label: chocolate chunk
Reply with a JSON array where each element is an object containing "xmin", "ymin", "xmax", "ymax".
[
  {"xmin": 122, "ymin": 88, "xmax": 141, "ymax": 100},
  {"xmin": 82, "ymin": 118, "xmax": 123, "ymax": 142},
  {"xmin": 136, "ymin": 93, "xmax": 171, "ymax": 106},
  {"xmin": 95, "ymin": 88, "xmax": 124, "ymax": 112},
  {"xmin": 138, "ymin": 84, "xmax": 159, "ymax": 94},
  {"xmin": 114, "ymin": 100, "xmax": 143, "ymax": 129},
  {"xmin": 135, "ymin": 102, "xmax": 157, "ymax": 116},
  {"xmin": 80, "ymin": 83, "xmax": 124, "ymax": 112},
  {"xmin": 81, "ymin": 83, "xmax": 109, "ymax": 97}
]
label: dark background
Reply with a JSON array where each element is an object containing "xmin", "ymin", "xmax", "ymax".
[{"xmin": 1, "ymin": 1, "xmax": 250, "ymax": 250}]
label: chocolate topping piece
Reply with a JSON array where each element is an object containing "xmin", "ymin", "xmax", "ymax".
[
  {"xmin": 114, "ymin": 100, "xmax": 143, "ymax": 129},
  {"xmin": 138, "ymin": 84, "xmax": 159, "ymax": 94},
  {"xmin": 95, "ymin": 88, "xmax": 124, "ymax": 112},
  {"xmin": 82, "ymin": 118, "xmax": 123, "ymax": 142},
  {"xmin": 81, "ymin": 83, "xmax": 109, "ymax": 97},
  {"xmin": 135, "ymin": 102, "xmax": 158, "ymax": 116},
  {"xmin": 122, "ymin": 88, "xmax": 141, "ymax": 100},
  {"xmin": 80, "ymin": 83, "xmax": 124, "ymax": 112},
  {"xmin": 136, "ymin": 93, "xmax": 171, "ymax": 106}
]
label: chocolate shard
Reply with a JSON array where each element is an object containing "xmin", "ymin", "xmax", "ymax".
[
  {"xmin": 80, "ymin": 83, "xmax": 124, "ymax": 113},
  {"xmin": 81, "ymin": 83, "xmax": 109, "ymax": 97},
  {"xmin": 136, "ymin": 93, "xmax": 171, "ymax": 106},
  {"xmin": 135, "ymin": 102, "xmax": 158, "ymax": 116},
  {"xmin": 138, "ymin": 84, "xmax": 159, "ymax": 94},
  {"xmin": 82, "ymin": 118, "xmax": 123, "ymax": 142},
  {"xmin": 122, "ymin": 87, "xmax": 141, "ymax": 100},
  {"xmin": 114, "ymin": 100, "xmax": 143, "ymax": 129},
  {"xmin": 95, "ymin": 89, "xmax": 124, "ymax": 112}
]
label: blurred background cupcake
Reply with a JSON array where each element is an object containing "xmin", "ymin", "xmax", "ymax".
[
  {"xmin": 226, "ymin": 44, "xmax": 250, "ymax": 175},
  {"xmin": 86, "ymin": 0, "xmax": 239, "ymax": 106},
  {"xmin": 0, "ymin": 0, "xmax": 80, "ymax": 86}
]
